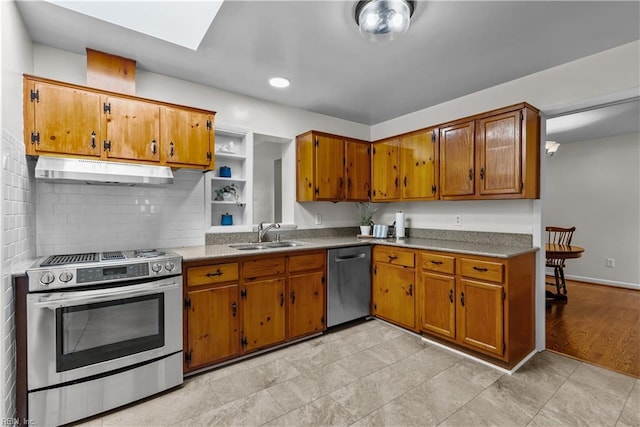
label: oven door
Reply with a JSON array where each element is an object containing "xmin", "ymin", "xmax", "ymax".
[{"xmin": 26, "ymin": 276, "xmax": 182, "ymax": 390}]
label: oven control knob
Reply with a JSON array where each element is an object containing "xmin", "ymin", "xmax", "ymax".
[
  {"xmin": 40, "ymin": 273, "xmax": 55, "ymax": 285},
  {"xmin": 152, "ymin": 263, "xmax": 163, "ymax": 273},
  {"xmin": 164, "ymin": 261, "xmax": 175, "ymax": 272},
  {"xmin": 59, "ymin": 271, "xmax": 73, "ymax": 283}
]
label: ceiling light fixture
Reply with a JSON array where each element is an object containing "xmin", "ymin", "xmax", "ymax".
[
  {"xmin": 546, "ymin": 140, "xmax": 560, "ymax": 157},
  {"xmin": 269, "ymin": 77, "xmax": 290, "ymax": 88},
  {"xmin": 355, "ymin": 0, "xmax": 415, "ymax": 41}
]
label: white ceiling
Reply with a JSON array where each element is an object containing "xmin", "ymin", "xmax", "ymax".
[{"xmin": 15, "ymin": 0, "xmax": 640, "ymax": 125}]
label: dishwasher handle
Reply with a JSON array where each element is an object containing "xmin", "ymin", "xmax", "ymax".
[{"xmin": 334, "ymin": 253, "xmax": 367, "ymax": 263}]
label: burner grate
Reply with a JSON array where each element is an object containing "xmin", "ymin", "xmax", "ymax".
[
  {"xmin": 101, "ymin": 251, "xmax": 126, "ymax": 261},
  {"xmin": 41, "ymin": 253, "xmax": 98, "ymax": 266}
]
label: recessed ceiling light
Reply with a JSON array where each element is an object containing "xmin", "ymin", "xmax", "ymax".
[{"xmin": 269, "ymin": 77, "xmax": 290, "ymax": 88}]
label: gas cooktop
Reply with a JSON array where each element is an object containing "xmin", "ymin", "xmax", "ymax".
[{"xmin": 39, "ymin": 249, "xmax": 173, "ymax": 267}]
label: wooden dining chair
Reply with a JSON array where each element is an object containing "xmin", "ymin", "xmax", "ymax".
[{"xmin": 546, "ymin": 226, "xmax": 576, "ymax": 295}]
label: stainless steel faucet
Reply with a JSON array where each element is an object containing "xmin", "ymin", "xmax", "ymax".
[{"xmin": 258, "ymin": 222, "xmax": 281, "ymax": 242}]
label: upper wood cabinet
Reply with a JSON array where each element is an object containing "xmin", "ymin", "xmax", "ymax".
[
  {"xmin": 296, "ymin": 130, "xmax": 370, "ymax": 202},
  {"xmin": 439, "ymin": 104, "xmax": 540, "ymax": 200},
  {"xmin": 400, "ymin": 128, "xmax": 439, "ymax": 200},
  {"xmin": 371, "ymin": 137, "xmax": 400, "ymax": 201},
  {"xmin": 24, "ymin": 80, "xmax": 102, "ymax": 157},
  {"xmin": 23, "ymin": 75, "xmax": 215, "ymax": 170},
  {"xmin": 162, "ymin": 107, "xmax": 214, "ymax": 167},
  {"xmin": 104, "ymin": 96, "xmax": 160, "ymax": 162}
]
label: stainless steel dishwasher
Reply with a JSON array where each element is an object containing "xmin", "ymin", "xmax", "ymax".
[{"xmin": 327, "ymin": 245, "xmax": 371, "ymax": 327}]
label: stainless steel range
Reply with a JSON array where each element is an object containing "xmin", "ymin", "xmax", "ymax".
[{"xmin": 24, "ymin": 249, "xmax": 184, "ymax": 426}]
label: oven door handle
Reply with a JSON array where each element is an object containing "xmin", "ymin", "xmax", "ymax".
[{"xmin": 32, "ymin": 280, "xmax": 181, "ymax": 309}]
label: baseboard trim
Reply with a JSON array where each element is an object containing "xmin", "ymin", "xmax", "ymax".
[{"xmin": 555, "ymin": 273, "xmax": 640, "ymax": 290}]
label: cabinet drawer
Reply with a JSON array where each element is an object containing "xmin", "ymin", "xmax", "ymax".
[
  {"xmin": 188, "ymin": 263, "xmax": 238, "ymax": 287},
  {"xmin": 242, "ymin": 257, "xmax": 286, "ymax": 279},
  {"xmin": 289, "ymin": 252, "xmax": 325, "ymax": 273},
  {"xmin": 421, "ymin": 253, "xmax": 455, "ymax": 274},
  {"xmin": 460, "ymin": 258, "xmax": 504, "ymax": 283},
  {"xmin": 373, "ymin": 246, "xmax": 414, "ymax": 267}
]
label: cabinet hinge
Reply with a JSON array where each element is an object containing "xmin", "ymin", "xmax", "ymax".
[
  {"xmin": 368, "ymin": 189, "xmax": 371, "ymax": 198},
  {"xmin": 240, "ymin": 336, "xmax": 248, "ymax": 348},
  {"xmin": 502, "ymin": 289, "xmax": 506, "ymax": 300},
  {"xmin": 321, "ymin": 275, "xmax": 325, "ymax": 284},
  {"xmin": 314, "ymin": 187, "xmax": 319, "ymax": 196},
  {"xmin": 103, "ymin": 102, "xmax": 111, "ymax": 114},
  {"xmin": 30, "ymin": 89, "xmax": 39, "ymax": 103},
  {"xmin": 320, "ymin": 316, "xmax": 325, "ymax": 324},
  {"xmin": 520, "ymin": 111, "xmax": 524, "ymax": 122},
  {"xmin": 431, "ymin": 131, "xmax": 436, "ymax": 143},
  {"xmin": 373, "ymin": 265, "xmax": 377, "ymax": 275},
  {"xmin": 206, "ymin": 152, "xmax": 212, "ymax": 161},
  {"xmin": 314, "ymin": 137, "xmax": 319, "ymax": 147},
  {"xmin": 503, "ymin": 342, "xmax": 506, "ymax": 353},
  {"xmin": 206, "ymin": 120, "xmax": 212, "ymax": 130},
  {"xmin": 373, "ymin": 303, "xmax": 377, "ymax": 311},
  {"xmin": 372, "ymin": 147, "xmax": 376, "ymax": 155},
  {"xmin": 240, "ymin": 288, "xmax": 247, "ymax": 299},
  {"xmin": 30, "ymin": 132, "xmax": 40, "ymax": 144},
  {"xmin": 367, "ymin": 147, "xmax": 371, "ymax": 155},
  {"xmin": 184, "ymin": 297, "xmax": 191, "ymax": 309},
  {"xmin": 520, "ymin": 181, "xmax": 524, "ymax": 192},
  {"xmin": 432, "ymin": 185, "xmax": 437, "ymax": 194},
  {"xmin": 103, "ymin": 140, "xmax": 111, "ymax": 151},
  {"xmin": 185, "ymin": 350, "xmax": 192, "ymax": 365}
]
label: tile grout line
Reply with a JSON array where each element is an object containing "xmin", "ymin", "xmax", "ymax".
[{"xmin": 613, "ymin": 379, "xmax": 637, "ymax": 426}]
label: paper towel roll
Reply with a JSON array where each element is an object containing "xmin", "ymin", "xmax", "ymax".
[{"xmin": 395, "ymin": 211, "xmax": 406, "ymax": 239}]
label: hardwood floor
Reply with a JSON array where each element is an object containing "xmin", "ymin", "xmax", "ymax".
[{"xmin": 546, "ymin": 278, "xmax": 640, "ymax": 378}]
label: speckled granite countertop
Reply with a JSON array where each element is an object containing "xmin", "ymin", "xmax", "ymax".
[{"xmin": 173, "ymin": 236, "xmax": 538, "ymax": 262}]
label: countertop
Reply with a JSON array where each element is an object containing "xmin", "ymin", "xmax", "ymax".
[{"xmin": 173, "ymin": 236, "xmax": 539, "ymax": 262}]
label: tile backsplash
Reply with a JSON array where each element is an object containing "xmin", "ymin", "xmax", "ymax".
[{"xmin": 36, "ymin": 168, "xmax": 206, "ymax": 255}]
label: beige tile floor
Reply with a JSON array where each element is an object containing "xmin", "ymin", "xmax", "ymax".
[{"xmin": 79, "ymin": 320, "xmax": 640, "ymax": 426}]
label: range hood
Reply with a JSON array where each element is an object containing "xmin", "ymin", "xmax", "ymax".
[{"xmin": 35, "ymin": 157, "xmax": 174, "ymax": 186}]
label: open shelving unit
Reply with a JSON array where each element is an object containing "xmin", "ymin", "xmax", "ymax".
[{"xmin": 205, "ymin": 124, "xmax": 254, "ymax": 232}]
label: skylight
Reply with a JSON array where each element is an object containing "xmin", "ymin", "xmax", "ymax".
[{"xmin": 44, "ymin": 0, "xmax": 224, "ymax": 50}]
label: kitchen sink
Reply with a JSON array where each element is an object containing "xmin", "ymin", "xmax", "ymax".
[{"xmin": 229, "ymin": 241, "xmax": 304, "ymax": 250}]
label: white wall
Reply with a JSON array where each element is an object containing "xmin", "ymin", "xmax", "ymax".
[
  {"xmin": 0, "ymin": 0, "xmax": 35, "ymax": 419},
  {"xmin": 253, "ymin": 142, "xmax": 282, "ymax": 224},
  {"xmin": 545, "ymin": 133, "xmax": 640, "ymax": 288}
]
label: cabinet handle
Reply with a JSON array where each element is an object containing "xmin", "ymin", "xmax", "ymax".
[
  {"xmin": 460, "ymin": 292, "xmax": 465, "ymax": 306},
  {"xmin": 448, "ymin": 289, "xmax": 454, "ymax": 303},
  {"xmin": 395, "ymin": 176, "xmax": 399, "ymax": 187},
  {"xmin": 468, "ymin": 168, "xmax": 473, "ymax": 181},
  {"xmin": 290, "ymin": 291, "xmax": 296, "ymax": 304},
  {"xmin": 205, "ymin": 269, "xmax": 223, "ymax": 278},
  {"xmin": 388, "ymin": 255, "xmax": 398, "ymax": 261},
  {"xmin": 347, "ymin": 178, "xmax": 352, "ymax": 190},
  {"xmin": 280, "ymin": 293, "xmax": 285, "ymax": 307},
  {"xmin": 339, "ymin": 177, "xmax": 344, "ymax": 188},
  {"xmin": 151, "ymin": 139, "xmax": 157, "ymax": 155},
  {"xmin": 480, "ymin": 167, "xmax": 485, "ymax": 180},
  {"xmin": 472, "ymin": 266, "xmax": 488, "ymax": 272},
  {"xmin": 231, "ymin": 302, "xmax": 237, "ymax": 317},
  {"xmin": 408, "ymin": 284, "xmax": 413, "ymax": 296},
  {"xmin": 91, "ymin": 131, "xmax": 96, "ymax": 149},
  {"xmin": 430, "ymin": 260, "xmax": 443, "ymax": 265},
  {"xmin": 403, "ymin": 176, "xmax": 407, "ymax": 187},
  {"xmin": 169, "ymin": 141, "xmax": 175, "ymax": 157}
]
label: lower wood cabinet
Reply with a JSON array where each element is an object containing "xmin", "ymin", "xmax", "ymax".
[
  {"xmin": 372, "ymin": 246, "xmax": 416, "ymax": 330},
  {"xmin": 183, "ymin": 250, "xmax": 326, "ymax": 373},
  {"xmin": 415, "ymin": 249, "xmax": 535, "ymax": 368}
]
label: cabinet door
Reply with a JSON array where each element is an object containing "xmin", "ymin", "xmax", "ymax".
[
  {"xmin": 186, "ymin": 284, "xmax": 240, "ymax": 369},
  {"xmin": 315, "ymin": 135, "xmax": 345, "ymax": 200},
  {"xmin": 401, "ymin": 129, "xmax": 438, "ymax": 200},
  {"xmin": 372, "ymin": 262, "xmax": 415, "ymax": 329},
  {"xmin": 296, "ymin": 133, "xmax": 315, "ymax": 202},
  {"xmin": 288, "ymin": 271, "xmax": 326, "ymax": 339},
  {"xmin": 418, "ymin": 271, "xmax": 455, "ymax": 339},
  {"xmin": 439, "ymin": 121, "xmax": 475, "ymax": 198},
  {"xmin": 163, "ymin": 107, "xmax": 213, "ymax": 168},
  {"xmin": 476, "ymin": 110, "xmax": 522, "ymax": 195},
  {"xmin": 242, "ymin": 278, "xmax": 286, "ymax": 352},
  {"xmin": 345, "ymin": 140, "xmax": 371, "ymax": 201},
  {"xmin": 104, "ymin": 96, "xmax": 160, "ymax": 162},
  {"xmin": 29, "ymin": 81, "xmax": 102, "ymax": 157},
  {"xmin": 457, "ymin": 279, "xmax": 504, "ymax": 356},
  {"xmin": 371, "ymin": 138, "xmax": 401, "ymax": 201}
]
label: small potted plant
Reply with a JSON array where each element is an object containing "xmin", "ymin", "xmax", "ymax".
[{"xmin": 354, "ymin": 202, "xmax": 376, "ymax": 236}]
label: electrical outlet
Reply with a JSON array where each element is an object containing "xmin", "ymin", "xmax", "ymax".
[
  {"xmin": 455, "ymin": 215, "xmax": 462, "ymax": 226},
  {"xmin": 315, "ymin": 213, "xmax": 322, "ymax": 225},
  {"xmin": 606, "ymin": 258, "xmax": 615, "ymax": 268}
]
